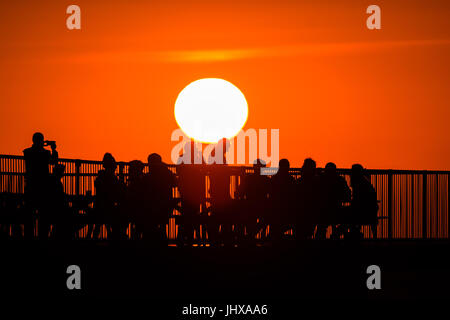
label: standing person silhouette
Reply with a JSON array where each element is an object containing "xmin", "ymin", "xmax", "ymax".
[
  {"xmin": 126, "ymin": 160, "xmax": 146, "ymax": 239},
  {"xmin": 296, "ymin": 158, "xmax": 320, "ymax": 240},
  {"xmin": 269, "ymin": 158, "xmax": 296, "ymax": 243},
  {"xmin": 143, "ymin": 153, "xmax": 177, "ymax": 243},
  {"xmin": 92, "ymin": 153, "xmax": 125, "ymax": 240},
  {"xmin": 177, "ymin": 141, "xmax": 206, "ymax": 246},
  {"xmin": 23, "ymin": 132, "xmax": 58, "ymax": 239},
  {"xmin": 236, "ymin": 159, "xmax": 270, "ymax": 244},
  {"xmin": 208, "ymin": 138, "xmax": 233, "ymax": 246}
]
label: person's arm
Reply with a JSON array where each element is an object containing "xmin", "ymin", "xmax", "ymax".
[{"xmin": 50, "ymin": 143, "xmax": 58, "ymax": 165}]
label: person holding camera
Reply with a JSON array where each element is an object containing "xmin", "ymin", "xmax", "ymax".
[{"xmin": 23, "ymin": 132, "xmax": 58, "ymax": 238}]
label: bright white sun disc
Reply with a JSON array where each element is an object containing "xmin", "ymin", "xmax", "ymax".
[{"xmin": 174, "ymin": 78, "xmax": 248, "ymax": 143}]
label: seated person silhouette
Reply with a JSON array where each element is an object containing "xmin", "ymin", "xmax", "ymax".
[
  {"xmin": 296, "ymin": 158, "xmax": 320, "ymax": 239},
  {"xmin": 142, "ymin": 153, "xmax": 177, "ymax": 242},
  {"xmin": 269, "ymin": 158, "xmax": 296, "ymax": 242},
  {"xmin": 236, "ymin": 159, "xmax": 270, "ymax": 243},
  {"xmin": 23, "ymin": 132, "xmax": 58, "ymax": 239},
  {"xmin": 316, "ymin": 162, "xmax": 351, "ymax": 239},
  {"xmin": 92, "ymin": 153, "xmax": 126, "ymax": 240}
]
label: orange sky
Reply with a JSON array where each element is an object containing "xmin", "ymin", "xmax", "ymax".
[{"xmin": 1, "ymin": 0, "xmax": 449, "ymax": 169}]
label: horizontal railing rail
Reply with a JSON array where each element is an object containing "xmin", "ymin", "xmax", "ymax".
[{"xmin": 1, "ymin": 154, "xmax": 449, "ymax": 240}]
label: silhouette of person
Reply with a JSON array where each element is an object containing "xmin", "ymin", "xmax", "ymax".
[
  {"xmin": 347, "ymin": 164, "xmax": 378, "ymax": 239},
  {"xmin": 92, "ymin": 153, "xmax": 126, "ymax": 240},
  {"xmin": 126, "ymin": 160, "xmax": 146, "ymax": 239},
  {"xmin": 23, "ymin": 132, "xmax": 58, "ymax": 239},
  {"xmin": 208, "ymin": 138, "xmax": 233, "ymax": 246},
  {"xmin": 176, "ymin": 141, "xmax": 206, "ymax": 245},
  {"xmin": 46, "ymin": 163, "xmax": 71, "ymax": 239},
  {"xmin": 296, "ymin": 158, "xmax": 320, "ymax": 239},
  {"xmin": 316, "ymin": 162, "xmax": 351, "ymax": 239},
  {"xmin": 142, "ymin": 153, "xmax": 177, "ymax": 242},
  {"xmin": 128, "ymin": 160, "xmax": 145, "ymax": 189},
  {"xmin": 269, "ymin": 158, "xmax": 296, "ymax": 243},
  {"xmin": 236, "ymin": 159, "xmax": 270, "ymax": 243}
]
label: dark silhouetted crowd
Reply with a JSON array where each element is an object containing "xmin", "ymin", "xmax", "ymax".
[{"xmin": 1, "ymin": 132, "xmax": 380, "ymax": 244}]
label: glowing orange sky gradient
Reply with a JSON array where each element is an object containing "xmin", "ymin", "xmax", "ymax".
[{"xmin": 1, "ymin": 0, "xmax": 449, "ymax": 169}]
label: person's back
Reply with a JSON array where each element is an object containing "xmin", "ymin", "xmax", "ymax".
[{"xmin": 23, "ymin": 147, "xmax": 51, "ymax": 182}]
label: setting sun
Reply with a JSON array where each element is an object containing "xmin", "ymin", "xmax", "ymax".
[{"xmin": 174, "ymin": 78, "xmax": 248, "ymax": 143}]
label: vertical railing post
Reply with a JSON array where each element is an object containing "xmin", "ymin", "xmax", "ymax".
[
  {"xmin": 410, "ymin": 174, "xmax": 414, "ymax": 238},
  {"xmin": 75, "ymin": 160, "xmax": 81, "ymax": 196},
  {"xmin": 422, "ymin": 172, "xmax": 427, "ymax": 239},
  {"xmin": 0, "ymin": 158, "xmax": 2, "ymax": 193},
  {"xmin": 118, "ymin": 162, "xmax": 125, "ymax": 184},
  {"xmin": 447, "ymin": 174, "xmax": 449, "ymax": 239},
  {"xmin": 387, "ymin": 171, "xmax": 393, "ymax": 239}
]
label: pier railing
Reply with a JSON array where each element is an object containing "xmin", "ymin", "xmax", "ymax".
[{"xmin": 1, "ymin": 154, "xmax": 449, "ymax": 240}]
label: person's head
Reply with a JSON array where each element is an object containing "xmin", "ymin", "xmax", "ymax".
[
  {"xmin": 148, "ymin": 153, "xmax": 163, "ymax": 169},
  {"xmin": 253, "ymin": 158, "xmax": 266, "ymax": 175},
  {"xmin": 129, "ymin": 160, "xmax": 144, "ymax": 181},
  {"xmin": 351, "ymin": 164, "xmax": 365, "ymax": 185},
  {"xmin": 302, "ymin": 158, "xmax": 316, "ymax": 178},
  {"xmin": 278, "ymin": 158, "xmax": 290, "ymax": 174},
  {"xmin": 32, "ymin": 132, "xmax": 44, "ymax": 148},
  {"xmin": 324, "ymin": 162, "xmax": 337, "ymax": 176},
  {"xmin": 102, "ymin": 153, "xmax": 116, "ymax": 171}
]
